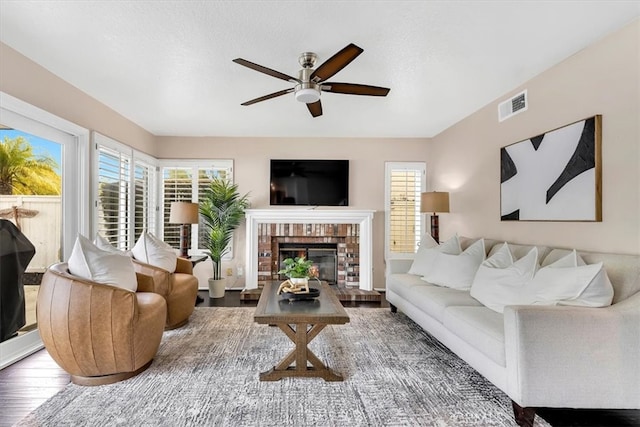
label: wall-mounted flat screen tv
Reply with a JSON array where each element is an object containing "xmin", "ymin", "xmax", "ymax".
[{"xmin": 270, "ymin": 159, "xmax": 349, "ymax": 206}]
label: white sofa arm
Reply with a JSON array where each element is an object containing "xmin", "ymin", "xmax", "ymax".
[
  {"xmin": 504, "ymin": 292, "xmax": 640, "ymax": 409},
  {"xmin": 386, "ymin": 259, "xmax": 414, "ymax": 275}
]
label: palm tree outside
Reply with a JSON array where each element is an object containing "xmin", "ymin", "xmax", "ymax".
[{"xmin": 0, "ymin": 136, "xmax": 60, "ymax": 195}]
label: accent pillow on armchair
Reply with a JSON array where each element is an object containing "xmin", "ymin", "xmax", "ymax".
[
  {"xmin": 68, "ymin": 235, "xmax": 138, "ymax": 292},
  {"xmin": 131, "ymin": 232, "xmax": 178, "ymax": 273}
]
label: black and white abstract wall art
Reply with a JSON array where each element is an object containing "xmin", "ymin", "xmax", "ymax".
[{"xmin": 500, "ymin": 115, "xmax": 602, "ymax": 221}]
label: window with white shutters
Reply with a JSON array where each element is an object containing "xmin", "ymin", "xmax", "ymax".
[
  {"xmin": 96, "ymin": 144, "xmax": 131, "ymax": 250},
  {"xmin": 133, "ymin": 158, "xmax": 157, "ymax": 243},
  {"xmin": 160, "ymin": 160, "xmax": 233, "ymax": 254},
  {"xmin": 162, "ymin": 166, "xmax": 194, "ymax": 249},
  {"xmin": 93, "ymin": 133, "xmax": 157, "ymax": 249},
  {"xmin": 385, "ymin": 162, "xmax": 426, "ymax": 258}
]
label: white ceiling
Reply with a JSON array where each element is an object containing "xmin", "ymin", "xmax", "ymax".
[{"xmin": 1, "ymin": 1, "xmax": 638, "ymax": 138}]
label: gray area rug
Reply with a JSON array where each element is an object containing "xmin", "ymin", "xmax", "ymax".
[{"xmin": 19, "ymin": 307, "xmax": 549, "ymax": 426}]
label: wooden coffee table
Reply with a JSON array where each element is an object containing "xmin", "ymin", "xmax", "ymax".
[{"xmin": 253, "ymin": 281, "xmax": 350, "ymax": 381}]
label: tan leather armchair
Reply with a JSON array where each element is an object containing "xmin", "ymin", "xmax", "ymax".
[
  {"xmin": 132, "ymin": 257, "xmax": 198, "ymax": 329},
  {"xmin": 37, "ymin": 263, "xmax": 167, "ymax": 386}
]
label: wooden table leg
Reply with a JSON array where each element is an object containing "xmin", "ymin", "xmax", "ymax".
[{"xmin": 259, "ymin": 322, "xmax": 344, "ymax": 382}]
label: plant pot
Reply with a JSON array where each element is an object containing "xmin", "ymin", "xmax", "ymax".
[
  {"xmin": 208, "ymin": 278, "xmax": 226, "ymax": 299},
  {"xmin": 289, "ymin": 277, "xmax": 309, "ymax": 292},
  {"xmin": 289, "ymin": 277, "xmax": 309, "ymax": 286}
]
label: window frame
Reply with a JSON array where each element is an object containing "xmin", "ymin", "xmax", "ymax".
[
  {"xmin": 158, "ymin": 159, "xmax": 234, "ymax": 257},
  {"xmin": 92, "ymin": 132, "xmax": 158, "ymax": 248},
  {"xmin": 384, "ymin": 161, "xmax": 427, "ymax": 260}
]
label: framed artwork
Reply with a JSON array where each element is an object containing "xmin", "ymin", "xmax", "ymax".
[{"xmin": 500, "ymin": 115, "xmax": 602, "ymax": 221}]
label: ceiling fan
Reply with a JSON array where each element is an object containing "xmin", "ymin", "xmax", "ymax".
[{"xmin": 232, "ymin": 43, "xmax": 390, "ymax": 118}]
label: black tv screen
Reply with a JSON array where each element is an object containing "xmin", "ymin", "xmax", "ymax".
[{"xmin": 270, "ymin": 160, "xmax": 349, "ymax": 206}]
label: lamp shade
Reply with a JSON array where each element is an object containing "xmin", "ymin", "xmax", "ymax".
[
  {"xmin": 169, "ymin": 202, "xmax": 199, "ymax": 224},
  {"xmin": 421, "ymin": 192, "xmax": 450, "ymax": 213}
]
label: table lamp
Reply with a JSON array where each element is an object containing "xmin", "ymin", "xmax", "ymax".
[
  {"xmin": 169, "ymin": 201, "xmax": 199, "ymax": 257},
  {"xmin": 420, "ymin": 191, "xmax": 450, "ymax": 243}
]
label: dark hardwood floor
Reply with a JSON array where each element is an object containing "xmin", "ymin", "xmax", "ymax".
[{"xmin": 1, "ymin": 290, "xmax": 637, "ymax": 427}]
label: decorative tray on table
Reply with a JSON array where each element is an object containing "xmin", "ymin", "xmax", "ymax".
[
  {"xmin": 277, "ymin": 279, "xmax": 321, "ymax": 301},
  {"xmin": 281, "ymin": 288, "xmax": 320, "ymax": 301}
]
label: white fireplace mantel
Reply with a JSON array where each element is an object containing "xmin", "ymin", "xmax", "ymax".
[{"xmin": 245, "ymin": 209, "xmax": 375, "ymax": 291}]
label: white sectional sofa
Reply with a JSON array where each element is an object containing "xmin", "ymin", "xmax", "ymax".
[{"xmin": 385, "ymin": 237, "xmax": 640, "ymax": 427}]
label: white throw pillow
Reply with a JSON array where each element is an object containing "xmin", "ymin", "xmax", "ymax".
[
  {"xmin": 407, "ymin": 234, "xmax": 461, "ymax": 276},
  {"xmin": 131, "ymin": 231, "xmax": 177, "ymax": 273},
  {"xmin": 422, "ymin": 238, "xmax": 485, "ymax": 290},
  {"xmin": 93, "ymin": 234, "xmax": 124, "ymax": 255},
  {"xmin": 68, "ymin": 235, "xmax": 137, "ymax": 292},
  {"xmin": 530, "ymin": 250, "xmax": 614, "ymax": 307},
  {"xmin": 470, "ymin": 244, "xmax": 539, "ymax": 313}
]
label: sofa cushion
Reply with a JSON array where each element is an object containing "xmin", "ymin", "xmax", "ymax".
[
  {"xmin": 531, "ymin": 250, "xmax": 614, "ymax": 307},
  {"xmin": 443, "ymin": 306, "xmax": 506, "ymax": 367},
  {"xmin": 386, "ymin": 273, "xmax": 429, "ymax": 298},
  {"xmin": 422, "ymin": 239, "xmax": 485, "ymax": 290},
  {"xmin": 411, "ymin": 286, "xmax": 484, "ymax": 322},
  {"xmin": 407, "ymin": 234, "xmax": 461, "ymax": 276},
  {"xmin": 470, "ymin": 244, "xmax": 539, "ymax": 313},
  {"xmin": 389, "ymin": 275, "xmax": 482, "ymax": 321},
  {"xmin": 131, "ymin": 232, "xmax": 177, "ymax": 273},
  {"xmin": 68, "ymin": 235, "xmax": 138, "ymax": 292}
]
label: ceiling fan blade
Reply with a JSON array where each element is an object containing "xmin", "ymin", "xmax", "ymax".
[
  {"xmin": 306, "ymin": 100, "xmax": 323, "ymax": 118},
  {"xmin": 233, "ymin": 58, "xmax": 300, "ymax": 83},
  {"xmin": 241, "ymin": 88, "xmax": 294, "ymax": 106},
  {"xmin": 321, "ymin": 82, "xmax": 390, "ymax": 97},
  {"xmin": 310, "ymin": 43, "xmax": 363, "ymax": 82}
]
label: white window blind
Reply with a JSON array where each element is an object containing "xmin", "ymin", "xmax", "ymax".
[
  {"xmin": 133, "ymin": 158, "xmax": 157, "ymax": 243},
  {"xmin": 96, "ymin": 144, "xmax": 131, "ymax": 250},
  {"xmin": 162, "ymin": 167, "xmax": 194, "ymax": 249},
  {"xmin": 385, "ymin": 162, "xmax": 426, "ymax": 258},
  {"xmin": 160, "ymin": 161, "xmax": 233, "ymax": 254},
  {"xmin": 93, "ymin": 132, "xmax": 157, "ymax": 249}
]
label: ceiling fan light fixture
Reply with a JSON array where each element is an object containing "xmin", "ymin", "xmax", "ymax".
[
  {"xmin": 234, "ymin": 43, "xmax": 390, "ymax": 117},
  {"xmin": 295, "ymin": 87, "xmax": 320, "ymax": 104}
]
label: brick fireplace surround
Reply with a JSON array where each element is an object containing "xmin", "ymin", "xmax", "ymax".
[
  {"xmin": 259, "ymin": 223, "xmax": 359, "ymax": 287},
  {"xmin": 245, "ymin": 209, "xmax": 375, "ymax": 291}
]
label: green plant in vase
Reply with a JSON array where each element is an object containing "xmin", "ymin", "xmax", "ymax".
[
  {"xmin": 277, "ymin": 256, "xmax": 320, "ymax": 294},
  {"xmin": 278, "ymin": 256, "xmax": 315, "ymax": 278}
]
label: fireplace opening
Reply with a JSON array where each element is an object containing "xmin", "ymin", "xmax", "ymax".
[{"xmin": 278, "ymin": 243, "xmax": 337, "ymax": 285}]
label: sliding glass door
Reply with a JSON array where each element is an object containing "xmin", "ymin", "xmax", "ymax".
[
  {"xmin": 0, "ymin": 126, "xmax": 62, "ymax": 343},
  {"xmin": 0, "ymin": 93, "xmax": 89, "ymax": 368}
]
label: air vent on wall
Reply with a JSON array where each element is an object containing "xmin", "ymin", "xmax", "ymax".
[{"xmin": 498, "ymin": 89, "xmax": 528, "ymax": 122}]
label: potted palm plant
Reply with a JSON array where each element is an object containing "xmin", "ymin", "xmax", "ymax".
[{"xmin": 199, "ymin": 177, "xmax": 249, "ymax": 298}]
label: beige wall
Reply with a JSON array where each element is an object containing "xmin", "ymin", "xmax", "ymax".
[
  {"xmin": 155, "ymin": 137, "xmax": 430, "ymax": 288},
  {"xmin": 2, "ymin": 18, "xmax": 637, "ymax": 290},
  {"xmin": 0, "ymin": 40, "xmax": 432, "ymax": 289},
  {"xmin": 429, "ymin": 19, "xmax": 640, "ymax": 255},
  {"xmin": 0, "ymin": 43, "xmax": 156, "ymax": 155}
]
